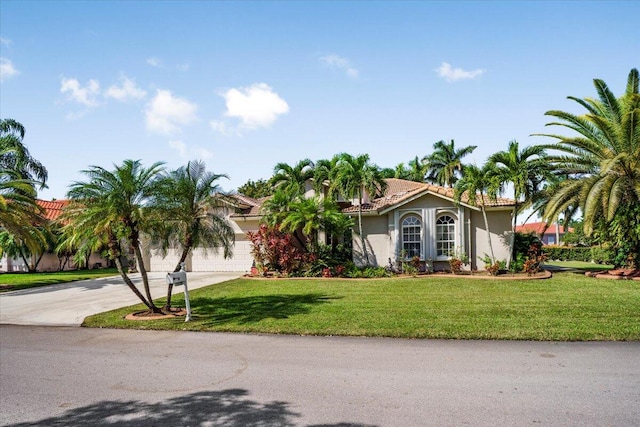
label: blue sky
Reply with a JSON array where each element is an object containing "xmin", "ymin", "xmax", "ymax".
[{"xmin": 1, "ymin": 1, "xmax": 639, "ymax": 202}]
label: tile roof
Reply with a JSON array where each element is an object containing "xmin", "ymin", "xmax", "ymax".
[
  {"xmin": 228, "ymin": 179, "xmax": 515, "ymax": 218},
  {"xmin": 515, "ymin": 222, "xmax": 573, "ymax": 235},
  {"xmin": 342, "ymin": 178, "xmax": 514, "ymax": 214},
  {"xmin": 36, "ymin": 199, "xmax": 70, "ymax": 221},
  {"xmin": 229, "ymin": 194, "xmax": 264, "ymax": 217}
]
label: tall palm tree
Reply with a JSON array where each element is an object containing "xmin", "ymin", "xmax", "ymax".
[
  {"xmin": 149, "ymin": 160, "xmax": 235, "ymax": 310},
  {"xmin": 312, "ymin": 157, "xmax": 338, "ymax": 196},
  {"xmin": 534, "ymin": 69, "xmax": 640, "ymax": 266},
  {"xmin": 271, "ymin": 158, "xmax": 314, "ymax": 196},
  {"xmin": 330, "ymin": 153, "xmax": 387, "ymax": 266},
  {"xmin": 386, "ymin": 157, "xmax": 426, "ymax": 182},
  {"xmin": 487, "ymin": 140, "xmax": 549, "ymax": 265},
  {"xmin": 65, "ymin": 160, "xmax": 165, "ymax": 312},
  {"xmin": 454, "ymin": 163, "xmax": 497, "ymax": 264},
  {"xmin": 0, "ymin": 119, "xmax": 48, "ymax": 189},
  {"xmin": 423, "ymin": 139, "xmax": 476, "ymax": 187}
]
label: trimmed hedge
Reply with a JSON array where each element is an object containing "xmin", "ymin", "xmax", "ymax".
[{"xmin": 542, "ymin": 246, "xmax": 614, "ymax": 264}]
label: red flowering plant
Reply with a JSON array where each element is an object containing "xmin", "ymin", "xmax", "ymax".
[{"xmin": 247, "ymin": 224, "xmax": 306, "ymax": 276}]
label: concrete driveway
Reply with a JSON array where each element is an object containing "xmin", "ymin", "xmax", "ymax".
[{"xmin": 0, "ymin": 271, "xmax": 242, "ymax": 326}]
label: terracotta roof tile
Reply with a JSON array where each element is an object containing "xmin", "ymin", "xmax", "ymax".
[
  {"xmin": 342, "ymin": 178, "xmax": 514, "ymax": 214},
  {"xmin": 36, "ymin": 199, "xmax": 70, "ymax": 221},
  {"xmin": 515, "ymin": 222, "xmax": 574, "ymax": 234}
]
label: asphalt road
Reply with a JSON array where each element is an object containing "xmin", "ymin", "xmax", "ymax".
[{"xmin": 1, "ymin": 325, "xmax": 638, "ymax": 426}]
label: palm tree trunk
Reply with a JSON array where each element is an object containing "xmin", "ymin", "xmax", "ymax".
[
  {"xmin": 358, "ymin": 201, "xmax": 370, "ymax": 266},
  {"xmin": 132, "ymin": 242, "xmax": 160, "ymax": 313},
  {"xmin": 508, "ymin": 200, "xmax": 518, "ymax": 269},
  {"xmin": 481, "ymin": 204, "xmax": 495, "ymax": 264},
  {"xmin": 113, "ymin": 255, "xmax": 153, "ymax": 310}
]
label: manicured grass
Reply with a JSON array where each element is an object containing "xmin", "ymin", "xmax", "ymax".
[
  {"xmin": 0, "ymin": 268, "xmax": 119, "ymax": 292},
  {"xmin": 83, "ymin": 273, "xmax": 640, "ymax": 341},
  {"xmin": 544, "ymin": 260, "xmax": 614, "ymax": 271}
]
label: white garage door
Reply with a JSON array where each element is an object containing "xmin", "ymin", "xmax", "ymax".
[
  {"xmin": 149, "ymin": 249, "xmax": 183, "ymax": 272},
  {"xmin": 191, "ymin": 239, "xmax": 253, "ymax": 272}
]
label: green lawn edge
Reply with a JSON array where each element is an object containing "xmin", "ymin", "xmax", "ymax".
[
  {"xmin": 83, "ymin": 272, "xmax": 640, "ymax": 341},
  {"xmin": 0, "ymin": 268, "xmax": 119, "ymax": 292}
]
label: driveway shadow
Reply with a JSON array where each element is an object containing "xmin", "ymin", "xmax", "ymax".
[
  {"xmin": 189, "ymin": 294, "xmax": 339, "ymax": 325},
  {"xmin": 0, "ymin": 275, "xmax": 124, "ymax": 297},
  {"xmin": 7, "ymin": 388, "xmax": 376, "ymax": 427}
]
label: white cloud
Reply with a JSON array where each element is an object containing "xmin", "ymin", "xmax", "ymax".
[
  {"xmin": 0, "ymin": 37, "xmax": 12, "ymax": 47},
  {"xmin": 146, "ymin": 57, "xmax": 162, "ymax": 67},
  {"xmin": 436, "ymin": 62, "xmax": 485, "ymax": 82},
  {"xmin": 319, "ymin": 54, "xmax": 359, "ymax": 79},
  {"xmin": 104, "ymin": 75, "xmax": 147, "ymax": 101},
  {"xmin": 145, "ymin": 89, "xmax": 198, "ymax": 134},
  {"xmin": 169, "ymin": 140, "xmax": 187, "ymax": 157},
  {"xmin": 60, "ymin": 77, "xmax": 101, "ymax": 106},
  {"xmin": 216, "ymin": 83, "xmax": 289, "ymax": 130},
  {"xmin": 169, "ymin": 140, "xmax": 213, "ymax": 160},
  {"xmin": 209, "ymin": 120, "xmax": 237, "ymax": 136},
  {"xmin": 0, "ymin": 58, "xmax": 19, "ymax": 82},
  {"xmin": 194, "ymin": 147, "xmax": 212, "ymax": 160}
]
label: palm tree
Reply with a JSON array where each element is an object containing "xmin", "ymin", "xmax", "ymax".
[
  {"xmin": 65, "ymin": 160, "xmax": 165, "ymax": 313},
  {"xmin": 487, "ymin": 140, "xmax": 549, "ymax": 266},
  {"xmin": 149, "ymin": 160, "xmax": 235, "ymax": 310},
  {"xmin": 330, "ymin": 153, "xmax": 387, "ymax": 266},
  {"xmin": 423, "ymin": 139, "xmax": 476, "ymax": 187},
  {"xmin": 454, "ymin": 163, "xmax": 497, "ymax": 264},
  {"xmin": 0, "ymin": 119, "xmax": 48, "ymax": 189},
  {"xmin": 534, "ymin": 69, "xmax": 640, "ymax": 267},
  {"xmin": 271, "ymin": 158, "xmax": 314, "ymax": 196},
  {"xmin": 0, "ymin": 171, "xmax": 46, "ymax": 256},
  {"xmin": 312, "ymin": 157, "xmax": 338, "ymax": 196},
  {"xmin": 280, "ymin": 196, "xmax": 345, "ymax": 254}
]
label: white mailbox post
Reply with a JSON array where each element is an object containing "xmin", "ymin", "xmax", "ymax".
[{"xmin": 166, "ymin": 262, "xmax": 191, "ymax": 322}]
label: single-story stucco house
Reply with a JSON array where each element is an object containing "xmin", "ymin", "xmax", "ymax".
[
  {"xmin": 1, "ymin": 199, "xmax": 109, "ymax": 272},
  {"xmin": 145, "ymin": 178, "xmax": 515, "ymax": 273},
  {"xmin": 6, "ymin": 179, "xmax": 514, "ymax": 273},
  {"xmin": 515, "ymin": 222, "xmax": 573, "ymax": 246}
]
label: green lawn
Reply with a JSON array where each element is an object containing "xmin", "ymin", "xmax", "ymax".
[
  {"xmin": 83, "ymin": 273, "xmax": 640, "ymax": 341},
  {"xmin": 0, "ymin": 268, "xmax": 119, "ymax": 292},
  {"xmin": 544, "ymin": 260, "xmax": 614, "ymax": 271}
]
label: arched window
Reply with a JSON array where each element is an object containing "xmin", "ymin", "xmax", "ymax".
[
  {"xmin": 402, "ymin": 215, "xmax": 421, "ymax": 258},
  {"xmin": 436, "ymin": 215, "xmax": 456, "ymax": 258}
]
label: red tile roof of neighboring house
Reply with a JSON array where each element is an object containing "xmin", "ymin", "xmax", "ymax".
[
  {"xmin": 342, "ymin": 178, "xmax": 515, "ymax": 214},
  {"xmin": 36, "ymin": 199, "xmax": 70, "ymax": 221},
  {"xmin": 515, "ymin": 222, "xmax": 573, "ymax": 235}
]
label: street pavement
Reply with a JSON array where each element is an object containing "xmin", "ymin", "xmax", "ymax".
[
  {"xmin": 1, "ymin": 325, "xmax": 639, "ymax": 426},
  {"xmin": 1, "ymin": 273, "xmax": 639, "ymax": 426},
  {"xmin": 0, "ymin": 271, "xmax": 242, "ymax": 326}
]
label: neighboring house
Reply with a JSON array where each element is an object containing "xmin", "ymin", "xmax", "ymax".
[
  {"xmin": 515, "ymin": 222, "xmax": 573, "ymax": 246},
  {"xmin": 1, "ymin": 200, "xmax": 109, "ymax": 272},
  {"xmin": 342, "ymin": 179, "xmax": 515, "ymax": 271},
  {"xmin": 145, "ymin": 178, "xmax": 516, "ymax": 272}
]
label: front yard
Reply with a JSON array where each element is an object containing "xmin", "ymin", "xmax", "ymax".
[{"xmin": 83, "ymin": 272, "xmax": 640, "ymax": 341}]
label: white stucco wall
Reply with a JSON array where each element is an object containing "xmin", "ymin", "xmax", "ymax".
[
  {"xmin": 350, "ymin": 194, "xmax": 513, "ymax": 270},
  {"xmin": 471, "ymin": 209, "xmax": 512, "ymax": 268},
  {"xmin": 353, "ymin": 215, "xmax": 389, "ymax": 267}
]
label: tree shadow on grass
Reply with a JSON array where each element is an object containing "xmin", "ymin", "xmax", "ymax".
[
  {"xmin": 190, "ymin": 294, "xmax": 340, "ymax": 325},
  {"xmin": 7, "ymin": 388, "xmax": 377, "ymax": 427}
]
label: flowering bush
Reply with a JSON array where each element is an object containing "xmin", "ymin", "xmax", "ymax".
[{"xmin": 247, "ymin": 224, "xmax": 307, "ymax": 275}]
